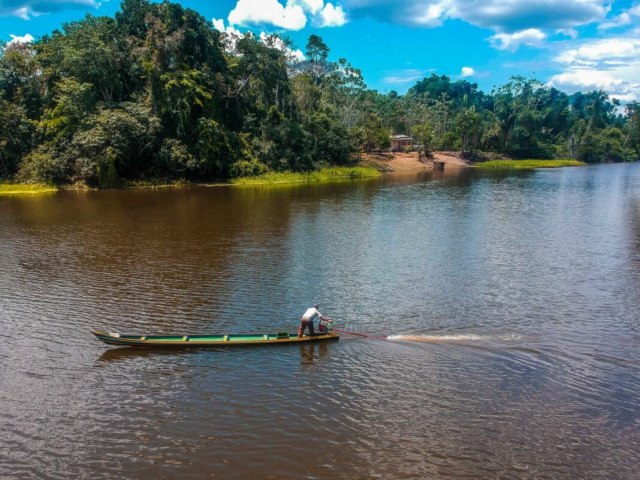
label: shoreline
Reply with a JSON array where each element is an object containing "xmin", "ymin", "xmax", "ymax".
[
  {"xmin": 359, "ymin": 151, "xmax": 472, "ymax": 172},
  {"xmin": 0, "ymin": 155, "xmax": 590, "ymax": 195}
]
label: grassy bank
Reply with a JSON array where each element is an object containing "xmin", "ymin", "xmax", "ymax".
[
  {"xmin": 0, "ymin": 183, "xmax": 57, "ymax": 196},
  {"xmin": 473, "ymin": 159, "xmax": 584, "ymax": 169},
  {"xmin": 231, "ymin": 166, "xmax": 382, "ymax": 186}
]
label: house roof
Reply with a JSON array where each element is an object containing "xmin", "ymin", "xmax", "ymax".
[{"xmin": 390, "ymin": 134, "xmax": 412, "ymax": 140}]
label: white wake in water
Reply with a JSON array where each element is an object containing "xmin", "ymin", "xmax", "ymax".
[{"xmin": 387, "ymin": 333, "xmax": 522, "ymax": 343}]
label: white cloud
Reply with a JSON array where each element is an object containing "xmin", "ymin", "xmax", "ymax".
[
  {"xmin": 547, "ymin": 68, "xmax": 640, "ymax": 102},
  {"xmin": 383, "ymin": 69, "xmax": 425, "ymax": 84},
  {"xmin": 556, "ymin": 28, "xmax": 578, "ymax": 39},
  {"xmin": 294, "ymin": 0, "xmax": 324, "ymax": 14},
  {"xmin": 489, "ymin": 28, "xmax": 547, "ymax": 51},
  {"xmin": 212, "ymin": 18, "xmax": 225, "ymax": 32},
  {"xmin": 412, "ymin": 0, "xmax": 450, "ymax": 27},
  {"xmin": 549, "ymin": 35, "xmax": 640, "ymax": 102},
  {"xmin": 598, "ymin": 5, "xmax": 640, "ymax": 31},
  {"xmin": 8, "ymin": 33, "xmax": 34, "ymax": 44},
  {"xmin": 460, "ymin": 66, "xmax": 475, "ymax": 77},
  {"xmin": 228, "ymin": 0, "xmax": 307, "ymax": 30},
  {"xmin": 0, "ymin": 0, "xmax": 99, "ymax": 19},
  {"xmin": 316, "ymin": 3, "xmax": 347, "ymax": 27},
  {"xmin": 548, "ymin": 70, "xmax": 625, "ymax": 91},
  {"xmin": 453, "ymin": 0, "xmax": 606, "ymax": 32},
  {"xmin": 223, "ymin": 0, "xmax": 609, "ymax": 35},
  {"xmin": 555, "ymin": 38, "xmax": 640, "ymax": 65},
  {"xmin": 339, "ymin": 0, "xmax": 607, "ymax": 32},
  {"xmin": 226, "ymin": 0, "xmax": 348, "ymax": 30}
]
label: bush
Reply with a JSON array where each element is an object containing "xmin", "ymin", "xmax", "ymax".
[
  {"xmin": 229, "ymin": 160, "xmax": 268, "ymax": 178},
  {"xmin": 18, "ymin": 148, "xmax": 69, "ymax": 184},
  {"xmin": 155, "ymin": 138, "xmax": 192, "ymax": 178}
]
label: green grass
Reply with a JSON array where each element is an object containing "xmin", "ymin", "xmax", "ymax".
[
  {"xmin": 124, "ymin": 179, "xmax": 190, "ymax": 189},
  {"xmin": 473, "ymin": 159, "xmax": 584, "ymax": 169},
  {"xmin": 0, "ymin": 183, "xmax": 57, "ymax": 195},
  {"xmin": 231, "ymin": 166, "xmax": 382, "ymax": 186}
]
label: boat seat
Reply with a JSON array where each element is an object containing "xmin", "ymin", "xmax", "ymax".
[{"xmin": 277, "ymin": 332, "xmax": 289, "ymax": 339}]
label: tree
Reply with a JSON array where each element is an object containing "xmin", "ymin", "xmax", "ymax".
[
  {"xmin": 0, "ymin": 99, "xmax": 36, "ymax": 179},
  {"xmin": 303, "ymin": 35, "xmax": 331, "ymax": 83},
  {"xmin": 361, "ymin": 113, "xmax": 389, "ymax": 153},
  {"xmin": 37, "ymin": 15, "xmax": 134, "ymax": 103},
  {"xmin": 412, "ymin": 122, "xmax": 434, "ymax": 160},
  {"xmin": 70, "ymin": 102, "xmax": 161, "ymax": 184},
  {"xmin": 455, "ymin": 108, "xmax": 483, "ymax": 154}
]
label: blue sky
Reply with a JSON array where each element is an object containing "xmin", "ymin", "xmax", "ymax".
[{"xmin": 2, "ymin": 0, "xmax": 639, "ymax": 101}]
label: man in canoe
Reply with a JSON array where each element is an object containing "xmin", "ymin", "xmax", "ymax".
[{"xmin": 298, "ymin": 304, "xmax": 332, "ymax": 337}]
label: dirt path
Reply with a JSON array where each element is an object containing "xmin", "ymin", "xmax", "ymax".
[{"xmin": 359, "ymin": 151, "xmax": 470, "ymax": 172}]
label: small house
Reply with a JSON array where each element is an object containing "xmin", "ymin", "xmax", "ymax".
[{"xmin": 390, "ymin": 134, "xmax": 413, "ymax": 152}]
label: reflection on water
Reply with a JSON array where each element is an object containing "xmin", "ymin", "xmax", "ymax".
[{"xmin": 2, "ymin": 164, "xmax": 640, "ymax": 478}]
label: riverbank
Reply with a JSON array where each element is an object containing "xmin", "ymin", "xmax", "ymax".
[
  {"xmin": 0, "ymin": 183, "xmax": 57, "ymax": 196},
  {"xmin": 473, "ymin": 159, "xmax": 584, "ymax": 169},
  {"xmin": 0, "ymin": 167, "xmax": 381, "ymax": 195},
  {"xmin": 0, "ymin": 158, "xmax": 587, "ymax": 195},
  {"xmin": 229, "ymin": 167, "xmax": 381, "ymax": 185},
  {"xmin": 359, "ymin": 151, "xmax": 472, "ymax": 172},
  {"xmin": 358, "ymin": 152, "xmax": 587, "ymax": 172}
]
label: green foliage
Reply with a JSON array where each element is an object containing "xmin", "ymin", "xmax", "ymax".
[
  {"xmin": 192, "ymin": 118, "xmax": 235, "ymax": 178},
  {"xmin": 18, "ymin": 148, "xmax": 70, "ymax": 184},
  {"xmin": 0, "ymin": 99, "xmax": 36, "ymax": 179},
  {"xmin": 40, "ymin": 77, "xmax": 95, "ymax": 140},
  {"xmin": 412, "ymin": 122, "xmax": 434, "ymax": 159},
  {"xmin": 360, "ymin": 113, "xmax": 389, "ymax": 153},
  {"xmin": 229, "ymin": 160, "xmax": 268, "ymax": 178},
  {"xmin": 97, "ymin": 148, "xmax": 123, "ymax": 188},
  {"xmin": 455, "ymin": 108, "xmax": 483, "ymax": 153},
  {"xmin": 156, "ymin": 138, "xmax": 192, "ymax": 177},
  {"xmin": 71, "ymin": 102, "xmax": 161, "ymax": 183},
  {"xmin": 2, "ymin": 0, "xmax": 636, "ymax": 188}
]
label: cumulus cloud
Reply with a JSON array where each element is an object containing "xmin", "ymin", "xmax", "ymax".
[
  {"xmin": 547, "ymin": 69, "xmax": 640, "ymax": 102},
  {"xmin": 460, "ymin": 66, "xmax": 475, "ymax": 77},
  {"xmin": 0, "ymin": 0, "xmax": 99, "ymax": 19},
  {"xmin": 227, "ymin": 0, "xmax": 347, "ymax": 30},
  {"xmin": 555, "ymin": 38, "xmax": 640, "ymax": 66},
  {"xmin": 550, "ymin": 35, "xmax": 640, "ymax": 102},
  {"xmin": 489, "ymin": 28, "xmax": 547, "ymax": 51},
  {"xmin": 228, "ymin": 0, "xmax": 307, "ymax": 30},
  {"xmin": 548, "ymin": 70, "xmax": 624, "ymax": 92},
  {"xmin": 8, "ymin": 33, "xmax": 34, "ymax": 44},
  {"xmin": 316, "ymin": 3, "xmax": 347, "ymax": 27}
]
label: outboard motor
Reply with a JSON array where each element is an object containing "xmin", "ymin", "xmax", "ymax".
[{"xmin": 318, "ymin": 319, "xmax": 333, "ymax": 334}]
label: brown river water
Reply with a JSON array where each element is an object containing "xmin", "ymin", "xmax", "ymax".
[{"xmin": 1, "ymin": 164, "xmax": 640, "ymax": 479}]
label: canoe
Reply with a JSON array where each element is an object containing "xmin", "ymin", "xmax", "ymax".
[{"xmin": 93, "ymin": 330, "xmax": 339, "ymax": 347}]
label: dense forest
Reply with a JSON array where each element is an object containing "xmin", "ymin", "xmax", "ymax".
[{"xmin": 1, "ymin": 0, "xmax": 639, "ymax": 187}]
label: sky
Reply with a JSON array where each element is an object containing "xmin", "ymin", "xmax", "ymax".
[{"xmin": 1, "ymin": 0, "xmax": 639, "ymax": 102}]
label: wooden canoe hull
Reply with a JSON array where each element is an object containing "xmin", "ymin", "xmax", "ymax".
[{"xmin": 93, "ymin": 330, "xmax": 339, "ymax": 347}]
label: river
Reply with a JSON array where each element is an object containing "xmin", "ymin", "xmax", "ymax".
[{"xmin": 1, "ymin": 164, "xmax": 639, "ymax": 479}]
